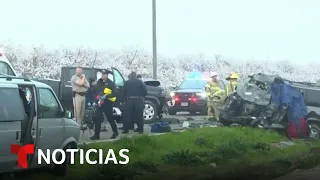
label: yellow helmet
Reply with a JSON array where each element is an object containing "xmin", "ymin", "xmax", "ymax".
[
  {"xmin": 103, "ymin": 88, "xmax": 112, "ymax": 95},
  {"xmin": 230, "ymin": 73, "xmax": 238, "ymax": 79},
  {"xmin": 103, "ymin": 88, "xmax": 116, "ymax": 102},
  {"xmin": 226, "ymin": 72, "xmax": 238, "ymax": 80}
]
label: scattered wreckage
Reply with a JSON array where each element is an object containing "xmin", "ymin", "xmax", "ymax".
[{"xmin": 219, "ymin": 73, "xmax": 320, "ymax": 139}]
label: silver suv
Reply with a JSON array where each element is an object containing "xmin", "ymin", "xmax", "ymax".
[
  {"xmin": 289, "ymin": 81, "xmax": 320, "ymax": 139},
  {"xmin": 0, "ymin": 75, "xmax": 80, "ymax": 175}
]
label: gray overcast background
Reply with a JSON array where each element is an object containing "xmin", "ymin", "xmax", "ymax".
[{"xmin": 0, "ymin": 0, "xmax": 319, "ymax": 64}]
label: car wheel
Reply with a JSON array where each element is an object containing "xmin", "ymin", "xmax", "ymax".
[
  {"xmin": 168, "ymin": 108, "xmax": 177, "ymax": 115},
  {"xmin": 143, "ymin": 100, "xmax": 158, "ymax": 123},
  {"xmin": 309, "ymin": 123, "xmax": 320, "ymax": 139},
  {"xmin": 52, "ymin": 143, "xmax": 75, "ymax": 176}
]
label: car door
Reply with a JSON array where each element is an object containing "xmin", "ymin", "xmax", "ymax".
[
  {"xmin": 0, "ymin": 84, "xmax": 31, "ymax": 173},
  {"xmin": 111, "ymin": 67, "xmax": 125, "ymax": 105},
  {"xmin": 303, "ymin": 88, "xmax": 320, "ymax": 114},
  {"xmin": 36, "ymin": 88, "xmax": 64, "ymax": 153}
]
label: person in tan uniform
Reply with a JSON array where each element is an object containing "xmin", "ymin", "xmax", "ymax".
[
  {"xmin": 71, "ymin": 67, "xmax": 89, "ymax": 127},
  {"xmin": 205, "ymin": 72, "xmax": 225, "ymax": 121}
]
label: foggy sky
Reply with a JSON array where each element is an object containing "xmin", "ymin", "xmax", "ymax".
[{"xmin": 1, "ymin": 0, "xmax": 319, "ymax": 64}]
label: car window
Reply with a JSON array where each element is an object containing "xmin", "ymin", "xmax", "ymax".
[
  {"xmin": 25, "ymin": 88, "xmax": 32, "ymax": 103},
  {"xmin": 0, "ymin": 87, "xmax": 25, "ymax": 121},
  {"xmin": 0, "ymin": 61, "xmax": 15, "ymax": 76},
  {"xmin": 112, "ymin": 69, "xmax": 124, "ymax": 86},
  {"xmin": 96, "ymin": 71, "xmax": 102, "ymax": 81},
  {"xmin": 179, "ymin": 80, "xmax": 207, "ymax": 89},
  {"xmin": 304, "ymin": 89, "xmax": 320, "ymax": 107},
  {"xmin": 38, "ymin": 88, "xmax": 61, "ymax": 118}
]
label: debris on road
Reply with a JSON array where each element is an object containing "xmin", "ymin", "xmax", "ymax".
[
  {"xmin": 182, "ymin": 121, "xmax": 190, "ymax": 128},
  {"xmin": 181, "ymin": 121, "xmax": 223, "ymax": 129}
]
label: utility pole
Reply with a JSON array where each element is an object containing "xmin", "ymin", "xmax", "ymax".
[{"xmin": 152, "ymin": 0, "xmax": 157, "ymax": 79}]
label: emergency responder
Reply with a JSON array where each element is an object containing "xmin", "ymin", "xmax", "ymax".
[
  {"xmin": 91, "ymin": 69, "xmax": 118, "ymax": 140},
  {"xmin": 119, "ymin": 73, "xmax": 143, "ymax": 131},
  {"xmin": 225, "ymin": 72, "xmax": 239, "ymax": 96},
  {"xmin": 205, "ymin": 72, "xmax": 225, "ymax": 121},
  {"xmin": 135, "ymin": 73, "xmax": 145, "ymax": 132},
  {"xmin": 71, "ymin": 67, "xmax": 89, "ymax": 127},
  {"xmin": 122, "ymin": 72, "xmax": 147, "ymax": 134}
]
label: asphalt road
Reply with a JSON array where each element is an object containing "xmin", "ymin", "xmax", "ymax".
[{"xmin": 79, "ymin": 112, "xmax": 208, "ymax": 143}]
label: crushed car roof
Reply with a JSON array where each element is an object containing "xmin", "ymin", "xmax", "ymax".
[{"xmin": 250, "ymin": 73, "xmax": 283, "ymax": 84}]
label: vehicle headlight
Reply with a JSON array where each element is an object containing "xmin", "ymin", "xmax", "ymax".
[
  {"xmin": 170, "ymin": 91, "xmax": 175, "ymax": 97},
  {"xmin": 196, "ymin": 92, "xmax": 207, "ymax": 98}
]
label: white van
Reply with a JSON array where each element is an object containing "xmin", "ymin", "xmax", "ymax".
[
  {"xmin": 0, "ymin": 52, "xmax": 80, "ymax": 176},
  {"xmin": 0, "ymin": 76, "xmax": 79, "ymax": 175},
  {"xmin": 0, "ymin": 51, "xmax": 17, "ymax": 76}
]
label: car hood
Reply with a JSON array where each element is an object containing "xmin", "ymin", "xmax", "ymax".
[
  {"xmin": 142, "ymin": 78, "xmax": 160, "ymax": 87},
  {"xmin": 175, "ymin": 89, "xmax": 203, "ymax": 93}
]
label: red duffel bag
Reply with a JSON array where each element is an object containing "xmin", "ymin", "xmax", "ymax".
[{"xmin": 286, "ymin": 119, "xmax": 309, "ymax": 139}]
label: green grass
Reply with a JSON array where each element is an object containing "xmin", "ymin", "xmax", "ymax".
[{"xmin": 20, "ymin": 127, "xmax": 320, "ymax": 180}]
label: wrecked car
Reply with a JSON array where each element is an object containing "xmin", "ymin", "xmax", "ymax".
[{"xmin": 219, "ymin": 73, "xmax": 320, "ymax": 139}]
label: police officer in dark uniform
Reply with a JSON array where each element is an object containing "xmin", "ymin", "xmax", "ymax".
[
  {"xmin": 91, "ymin": 69, "xmax": 118, "ymax": 140},
  {"xmin": 122, "ymin": 72, "xmax": 147, "ymax": 134}
]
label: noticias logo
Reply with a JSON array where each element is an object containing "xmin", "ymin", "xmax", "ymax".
[{"xmin": 10, "ymin": 144, "xmax": 130, "ymax": 168}]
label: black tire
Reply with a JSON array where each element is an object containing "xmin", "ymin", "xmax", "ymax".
[
  {"xmin": 143, "ymin": 100, "xmax": 158, "ymax": 123},
  {"xmin": 168, "ymin": 108, "xmax": 177, "ymax": 115},
  {"xmin": 52, "ymin": 143, "xmax": 76, "ymax": 176},
  {"xmin": 309, "ymin": 123, "xmax": 320, "ymax": 139}
]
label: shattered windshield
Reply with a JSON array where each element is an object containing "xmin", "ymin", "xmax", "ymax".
[{"xmin": 236, "ymin": 76, "xmax": 271, "ymax": 106}]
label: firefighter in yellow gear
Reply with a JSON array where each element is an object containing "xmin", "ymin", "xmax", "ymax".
[
  {"xmin": 225, "ymin": 72, "xmax": 238, "ymax": 96},
  {"xmin": 205, "ymin": 72, "xmax": 225, "ymax": 121}
]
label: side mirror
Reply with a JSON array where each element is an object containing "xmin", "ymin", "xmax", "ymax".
[
  {"xmin": 65, "ymin": 110, "xmax": 73, "ymax": 119},
  {"xmin": 61, "ymin": 109, "xmax": 73, "ymax": 119}
]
